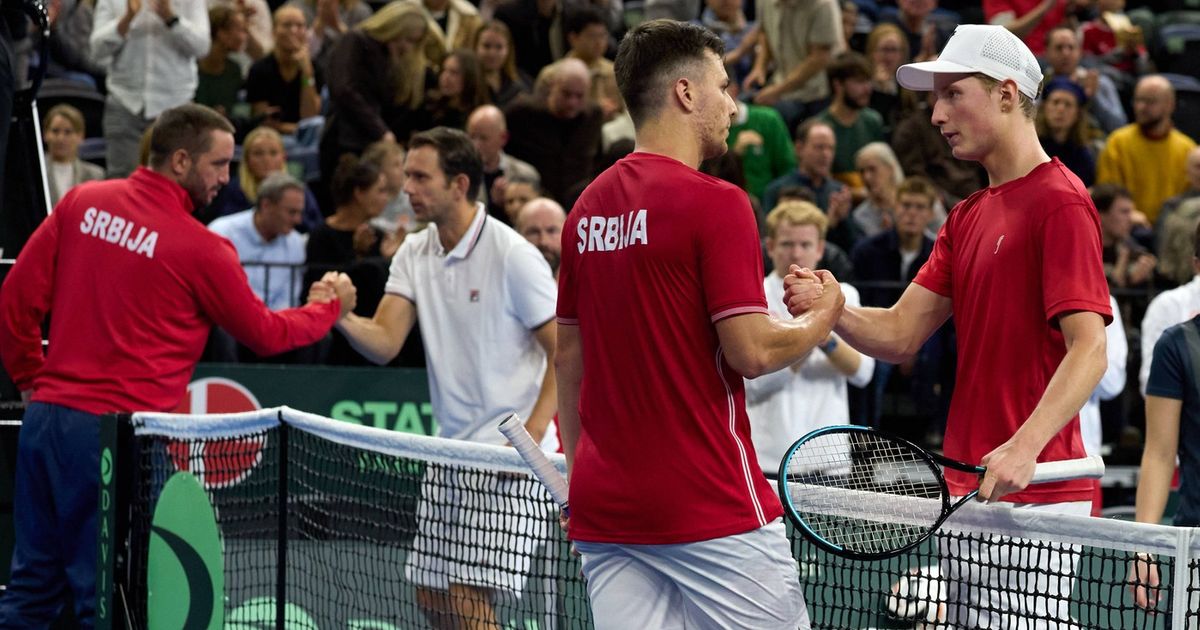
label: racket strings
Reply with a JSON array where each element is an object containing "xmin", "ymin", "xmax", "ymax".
[{"xmin": 784, "ymin": 432, "xmax": 944, "ymax": 555}]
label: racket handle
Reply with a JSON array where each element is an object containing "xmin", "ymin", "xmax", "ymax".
[
  {"xmin": 498, "ymin": 413, "xmax": 570, "ymax": 512},
  {"xmin": 1030, "ymin": 455, "xmax": 1105, "ymax": 483}
]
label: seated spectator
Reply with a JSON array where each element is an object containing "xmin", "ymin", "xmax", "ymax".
[
  {"xmin": 726, "ymin": 79, "xmax": 795, "ymax": 203},
  {"xmin": 851, "ymin": 142, "xmax": 902, "ymax": 239},
  {"xmin": 247, "ymin": 6, "xmax": 323, "ymax": 136},
  {"xmin": 320, "ymin": 1, "xmax": 435, "ymax": 185},
  {"xmin": 46, "ymin": 0, "xmax": 105, "ymax": 88},
  {"xmin": 1156, "ymin": 147, "xmax": 1200, "ymax": 247},
  {"xmin": 864, "ymin": 23, "xmax": 909, "ymax": 135},
  {"xmin": 42, "ymin": 104, "xmax": 104, "ymax": 208},
  {"xmin": 878, "ymin": 0, "xmax": 952, "ymax": 62},
  {"xmin": 1036, "ymin": 77, "xmax": 1097, "ymax": 188},
  {"xmin": 203, "ymin": 126, "xmax": 324, "ymax": 231},
  {"xmin": 474, "ymin": 20, "xmax": 531, "ymax": 108},
  {"xmin": 209, "ymin": 0, "xmax": 272, "ymax": 60},
  {"xmin": 1043, "ymin": 25, "xmax": 1127, "ymax": 135},
  {"xmin": 771, "ymin": 184, "xmax": 854, "ymax": 281},
  {"xmin": 762, "ymin": 118, "xmax": 859, "ymax": 252},
  {"xmin": 196, "ymin": 6, "xmax": 249, "ymax": 120},
  {"xmin": 504, "ymin": 58, "xmax": 602, "ymax": 204},
  {"xmin": 503, "ymin": 175, "xmax": 540, "ymax": 221},
  {"xmin": 564, "ymin": 5, "xmax": 621, "ymax": 120},
  {"xmin": 746, "ymin": 200, "xmax": 874, "ymax": 472},
  {"xmin": 422, "ymin": 48, "xmax": 490, "ymax": 130},
  {"xmin": 1093, "ymin": 183, "xmax": 1157, "ymax": 290},
  {"xmin": 307, "ymin": 154, "xmax": 402, "ymax": 364},
  {"xmin": 1080, "ymin": 0, "xmax": 1149, "ymax": 80},
  {"xmin": 286, "ymin": 0, "xmax": 372, "ymax": 65},
  {"xmin": 208, "ymin": 172, "xmax": 309, "ymax": 310},
  {"xmin": 697, "ymin": 0, "xmax": 756, "ymax": 88},
  {"xmin": 892, "ymin": 91, "xmax": 982, "ymax": 206},
  {"xmin": 362, "ymin": 138, "xmax": 418, "ymax": 234},
  {"xmin": 405, "ymin": 0, "xmax": 482, "ymax": 67},
  {"xmin": 514, "ymin": 196, "xmax": 565, "ymax": 276},
  {"xmin": 467, "ymin": 104, "xmax": 540, "ymax": 223},
  {"xmin": 815, "ymin": 52, "xmax": 885, "ymax": 195}
]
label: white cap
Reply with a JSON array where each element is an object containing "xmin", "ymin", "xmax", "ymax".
[{"xmin": 896, "ymin": 24, "xmax": 1044, "ymax": 100}]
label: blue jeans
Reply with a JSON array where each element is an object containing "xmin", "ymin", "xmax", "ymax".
[{"xmin": 0, "ymin": 402, "xmax": 100, "ymax": 628}]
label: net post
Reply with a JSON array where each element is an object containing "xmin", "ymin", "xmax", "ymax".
[
  {"xmin": 1172, "ymin": 526, "xmax": 1194, "ymax": 630},
  {"xmin": 276, "ymin": 414, "xmax": 289, "ymax": 630},
  {"xmin": 96, "ymin": 412, "xmax": 133, "ymax": 630}
]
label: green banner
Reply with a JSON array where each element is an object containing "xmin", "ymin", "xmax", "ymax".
[{"xmin": 185, "ymin": 364, "xmax": 437, "ymax": 436}]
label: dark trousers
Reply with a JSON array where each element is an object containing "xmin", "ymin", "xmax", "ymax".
[{"xmin": 0, "ymin": 402, "xmax": 100, "ymax": 628}]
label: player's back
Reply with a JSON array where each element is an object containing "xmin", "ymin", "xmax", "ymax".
[{"xmin": 559, "ymin": 152, "xmax": 780, "ymax": 544}]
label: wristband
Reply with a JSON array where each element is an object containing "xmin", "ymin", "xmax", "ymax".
[
  {"xmin": 819, "ymin": 337, "xmax": 838, "ymax": 354},
  {"xmin": 301, "ymin": 75, "xmax": 315, "ymax": 88}
]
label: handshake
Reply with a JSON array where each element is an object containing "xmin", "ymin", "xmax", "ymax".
[
  {"xmin": 307, "ymin": 271, "xmax": 357, "ymax": 318},
  {"xmin": 781, "ymin": 265, "xmax": 845, "ymax": 318}
]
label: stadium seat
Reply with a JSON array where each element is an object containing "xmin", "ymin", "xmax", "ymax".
[
  {"xmin": 1164, "ymin": 73, "xmax": 1200, "ymax": 142},
  {"xmin": 1154, "ymin": 21, "xmax": 1200, "ymax": 80},
  {"xmin": 35, "ymin": 78, "xmax": 105, "ymax": 138}
]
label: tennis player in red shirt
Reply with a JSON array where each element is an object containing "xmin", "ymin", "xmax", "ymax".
[
  {"xmin": 786, "ymin": 24, "xmax": 1112, "ymax": 626},
  {"xmin": 556, "ymin": 19, "xmax": 844, "ymax": 629}
]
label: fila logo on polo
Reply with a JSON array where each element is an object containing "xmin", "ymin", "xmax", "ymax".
[{"xmin": 577, "ymin": 209, "xmax": 648, "ymax": 253}]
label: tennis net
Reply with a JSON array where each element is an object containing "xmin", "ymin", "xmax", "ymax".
[{"xmin": 100, "ymin": 407, "xmax": 1199, "ymax": 629}]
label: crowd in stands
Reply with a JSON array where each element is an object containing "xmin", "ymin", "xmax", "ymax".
[{"xmin": 23, "ymin": 0, "xmax": 1200, "ymax": 456}]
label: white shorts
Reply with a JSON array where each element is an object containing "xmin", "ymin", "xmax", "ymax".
[
  {"xmin": 575, "ymin": 519, "xmax": 811, "ymax": 630},
  {"xmin": 941, "ymin": 500, "xmax": 1091, "ymax": 629},
  {"xmin": 404, "ymin": 467, "xmax": 552, "ymax": 596}
]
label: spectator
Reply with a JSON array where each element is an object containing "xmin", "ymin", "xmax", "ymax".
[
  {"xmin": 362, "ymin": 138, "xmax": 417, "ymax": 234},
  {"xmin": 762, "ymin": 118, "xmax": 858, "ymax": 252},
  {"xmin": 196, "ymin": 5, "xmax": 248, "ymax": 120},
  {"xmin": 698, "ymin": 0, "xmax": 757, "ymax": 88},
  {"xmin": 879, "ymin": 0, "xmax": 953, "ymax": 62},
  {"xmin": 1139, "ymin": 222, "xmax": 1200, "ymax": 394},
  {"xmin": 864, "ymin": 22, "xmax": 910, "ymax": 135},
  {"xmin": 1155, "ymin": 146, "xmax": 1200, "ymax": 245},
  {"xmin": 851, "ymin": 142, "xmax": 902, "ymax": 239},
  {"xmin": 891, "ymin": 90, "xmax": 983, "ymax": 205},
  {"xmin": 46, "ymin": 0, "xmax": 105, "ymax": 88},
  {"xmin": 202, "ymin": 126, "xmax": 323, "ymax": 231},
  {"xmin": 1080, "ymin": 0, "xmax": 1149, "ymax": 80},
  {"xmin": 474, "ymin": 20, "xmax": 530, "ymax": 108},
  {"xmin": 1043, "ymin": 25, "xmax": 1126, "ymax": 135},
  {"xmin": 1080, "ymin": 294, "xmax": 1125, "ymax": 514},
  {"xmin": 503, "ymin": 175, "xmax": 540, "ymax": 220},
  {"xmin": 565, "ymin": 5, "xmax": 621, "ymax": 121},
  {"xmin": 494, "ymin": 0, "xmax": 565, "ymax": 79},
  {"xmin": 208, "ymin": 0, "xmax": 272, "ymax": 59},
  {"xmin": 985, "ymin": 0, "xmax": 1067, "ymax": 56},
  {"xmin": 1093, "ymin": 183, "xmax": 1157, "ymax": 290},
  {"xmin": 91, "ymin": 0, "xmax": 211, "ymax": 178},
  {"xmin": 320, "ymin": 1, "xmax": 434, "ymax": 186},
  {"xmin": 466, "ymin": 104, "xmax": 541, "ymax": 223},
  {"xmin": 208, "ymin": 172, "xmax": 309, "ymax": 311},
  {"xmin": 1097, "ymin": 75, "xmax": 1198, "ymax": 226},
  {"xmin": 746, "ymin": 0, "xmax": 843, "ymax": 127},
  {"xmin": 405, "ymin": 0, "xmax": 482, "ymax": 66},
  {"xmin": 725, "ymin": 79, "xmax": 795, "ymax": 202},
  {"xmin": 747, "ymin": 201, "xmax": 873, "ymax": 472},
  {"xmin": 816, "ymin": 51, "xmax": 885, "ymax": 193},
  {"xmin": 1036, "ymin": 76, "xmax": 1097, "ymax": 188},
  {"xmin": 423, "ymin": 48, "xmax": 490, "ymax": 130},
  {"xmin": 515, "ymin": 196, "xmax": 565, "ymax": 275},
  {"xmin": 505, "ymin": 57, "xmax": 602, "ymax": 203},
  {"xmin": 307, "ymin": 153, "xmax": 402, "ymax": 363},
  {"xmin": 286, "ymin": 0, "xmax": 372, "ymax": 63},
  {"xmin": 246, "ymin": 6, "xmax": 323, "ymax": 136},
  {"xmin": 773, "ymin": 184, "xmax": 856, "ymax": 282},
  {"xmin": 42, "ymin": 104, "xmax": 104, "ymax": 208}
]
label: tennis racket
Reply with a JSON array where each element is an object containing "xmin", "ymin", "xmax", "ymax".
[
  {"xmin": 777, "ymin": 425, "xmax": 1104, "ymax": 560},
  {"xmin": 497, "ymin": 413, "xmax": 570, "ymax": 515}
]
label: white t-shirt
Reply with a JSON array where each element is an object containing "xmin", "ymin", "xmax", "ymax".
[
  {"xmin": 1140, "ymin": 276, "xmax": 1200, "ymax": 394},
  {"xmin": 385, "ymin": 203, "xmax": 557, "ymax": 445},
  {"xmin": 745, "ymin": 275, "xmax": 874, "ymax": 472},
  {"xmin": 1079, "ymin": 295, "xmax": 1126, "ymax": 456}
]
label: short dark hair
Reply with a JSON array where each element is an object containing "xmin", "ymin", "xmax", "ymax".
[
  {"xmin": 330, "ymin": 153, "xmax": 383, "ymax": 207},
  {"xmin": 827, "ymin": 51, "xmax": 871, "ymax": 91},
  {"xmin": 408, "ymin": 126, "xmax": 484, "ymax": 199},
  {"xmin": 1089, "ymin": 183, "xmax": 1132, "ymax": 214},
  {"xmin": 793, "ymin": 117, "xmax": 832, "ymax": 144},
  {"xmin": 148, "ymin": 104, "xmax": 235, "ymax": 169},
  {"xmin": 614, "ymin": 19, "xmax": 724, "ymax": 128},
  {"xmin": 565, "ymin": 5, "xmax": 607, "ymax": 37}
]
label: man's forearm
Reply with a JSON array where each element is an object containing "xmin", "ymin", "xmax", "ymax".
[
  {"xmin": 555, "ymin": 328, "xmax": 583, "ymax": 475},
  {"xmin": 1008, "ymin": 327, "xmax": 1106, "ymax": 454}
]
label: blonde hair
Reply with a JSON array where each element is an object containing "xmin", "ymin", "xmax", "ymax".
[
  {"xmin": 361, "ymin": 1, "xmax": 438, "ymax": 110},
  {"xmin": 766, "ymin": 201, "xmax": 828, "ymax": 240},
  {"xmin": 865, "ymin": 23, "xmax": 908, "ymax": 66},
  {"xmin": 239, "ymin": 126, "xmax": 286, "ymax": 204}
]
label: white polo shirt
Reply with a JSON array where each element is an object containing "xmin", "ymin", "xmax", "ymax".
[{"xmin": 386, "ymin": 203, "xmax": 557, "ymax": 445}]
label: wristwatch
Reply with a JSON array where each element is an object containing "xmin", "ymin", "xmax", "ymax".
[
  {"xmin": 164, "ymin": 15, "xmax": 179, "ymax": 28},
  {"xmin": 819, "ymin": 337, "xmax": 839, "ymax": 354}
]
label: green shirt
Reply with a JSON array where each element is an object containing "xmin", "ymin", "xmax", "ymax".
[
  {"xmin": 727, "ymin": 103, "xmax": 796, "ymax": 200},
  {"xmin": 817, "ymin": 107, "xmax": 885, "ymax": 177},
  {"xmin": 195, "ymin": 57, "xmax": 244, "ymax": 117}
]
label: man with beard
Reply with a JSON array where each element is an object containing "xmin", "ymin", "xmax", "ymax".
[
  {"xmin": 1097, "ymin": 74, "xmax": 1197, "ymax": 225},
  {"xmin": 0, "ymin": 103, "xmax": 354, "ymax": 625},
  {"xmin": 815, "ymin": 51, "xmax": 885, "ymax": 194},
  {"xmin": 515, "ymin": 197, "xmax": 565, "ymax": 276}
]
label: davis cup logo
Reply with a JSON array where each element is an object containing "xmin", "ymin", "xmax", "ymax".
[{"xmin": 168, "ymin": 378, "xmax": 266, "ymax": 489}]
